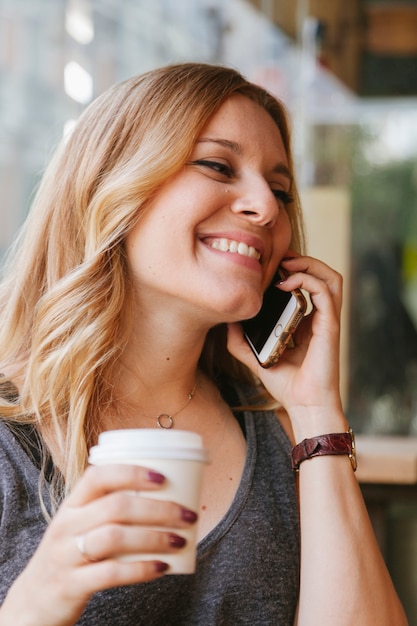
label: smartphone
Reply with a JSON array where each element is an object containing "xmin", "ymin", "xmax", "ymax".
[{"xmin": 242, "ymin": 269, "xmax": 307, "ymax": 368}]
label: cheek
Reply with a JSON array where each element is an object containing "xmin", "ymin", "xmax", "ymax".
[
  {"xmin": 273, "ymin": 211, "xmax": 293, "ymax": 254},
  {"xmin": 262, "ymin": 215, "xmax": 293, "ymax": 290}
]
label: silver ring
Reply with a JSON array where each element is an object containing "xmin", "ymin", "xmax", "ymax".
[{"xmin": 76, "ymin": 534, "xmax": 98, "ymax": 563}]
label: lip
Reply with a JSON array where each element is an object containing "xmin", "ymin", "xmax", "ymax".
[{"xmin": 198, "ymin": 231, "xmax": 266, "ymax": 262}]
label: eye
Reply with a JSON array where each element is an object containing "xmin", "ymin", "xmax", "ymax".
[
  {"xmin": 272, "ymin": 189, "xmax": 294, "ymax": 206},
  {"xmin": 190, "ymin": 159, "xmax": 234, "ymax": 178}
]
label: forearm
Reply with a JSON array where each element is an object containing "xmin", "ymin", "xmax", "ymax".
[
  {"xmin": 226, "ymin": 256, "xmax": 408, "ymax": 625},
  {"xmin": 295, "ymin": 452, "xmax": 407, "ymax": 626}
]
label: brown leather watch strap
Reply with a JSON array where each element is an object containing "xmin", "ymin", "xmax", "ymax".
[{"xmin": 291, "ymin": 428, "xmax": 357, "ymax": 472}]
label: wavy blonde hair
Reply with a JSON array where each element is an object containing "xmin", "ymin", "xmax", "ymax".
[{"xmin": 0, "ymin": 63, "xmax": 305, "ymax": 503}]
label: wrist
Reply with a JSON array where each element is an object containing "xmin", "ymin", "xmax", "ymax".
[
  {"xmin": 288, "ymin": 406, "xmax": 348, "ymax": 443},
  {"xmin": 291, "ymin": 427, "xmax": 357, "ymax": 472}
]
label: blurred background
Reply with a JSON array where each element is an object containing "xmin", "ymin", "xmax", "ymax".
[{"xmin": 1, "ymin": 0, "xmax": 417, "ymax": 620}]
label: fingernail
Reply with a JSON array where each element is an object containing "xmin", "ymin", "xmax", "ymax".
[
  {"xmin": 147, "ymin": 470, "xmax": 166, "ymax": 484},
  {"xmin": 169, "ymin": 533, "xmax": 187, "ymax": 548},
  {"xmin": 181, "ymin": 508, "xmax": 198, "ymax": 523},
  {"xmin": 281, "ymin": 256, "xmax": 295, "ymax": 262},
  {"xmin": 154, "ymin": 561, "xmax": 169, "ymax": 573}
]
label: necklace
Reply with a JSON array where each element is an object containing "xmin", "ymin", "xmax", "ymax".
[{"xmin": 156, "ymin": 378, "xmax": 198, "ymax": 429}]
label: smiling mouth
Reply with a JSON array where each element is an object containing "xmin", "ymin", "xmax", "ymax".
[{"xmin": 208, "ymin": 238, "xmax": 261, "ymax": 261}]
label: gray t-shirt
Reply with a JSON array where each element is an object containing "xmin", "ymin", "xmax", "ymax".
[{"xmin": 0, "ymin": 388, "xmax": 300, "ymax": 625}]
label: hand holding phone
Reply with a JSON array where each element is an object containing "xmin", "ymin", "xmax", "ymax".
[{"xmin": 242, "ymin": 269, "xmax": 307, "ymax": 368}]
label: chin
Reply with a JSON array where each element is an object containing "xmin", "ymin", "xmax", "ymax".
[
  {"xmin": 198, "ymin": 285, "xmax": 263, "ymax": 324},
  {"xmin": 225, "ymin": 297, "xmax": 263, "ymax": 323}
]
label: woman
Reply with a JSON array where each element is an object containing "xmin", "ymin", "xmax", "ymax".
[{"xmin": 0, "ymin": 63, "xmax": 407, "ymax": 625}]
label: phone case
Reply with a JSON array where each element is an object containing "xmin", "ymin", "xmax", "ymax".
[{"xmin": 243, "ymin": 270, "xmax": 307, "ymax": 368}]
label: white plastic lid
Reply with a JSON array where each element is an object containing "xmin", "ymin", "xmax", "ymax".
[{"xmin": 89, "ymin": 428, "xmax": 208, "ymax": 464}]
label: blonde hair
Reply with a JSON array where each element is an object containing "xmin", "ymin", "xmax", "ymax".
[{"xmin": 0, "ymin": 63, "xmax": 305, "ymax": 503}]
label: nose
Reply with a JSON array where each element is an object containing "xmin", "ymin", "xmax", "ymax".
[{"xmin": 229, "ymin": 178, "xmax": 279, "ymax": 228}]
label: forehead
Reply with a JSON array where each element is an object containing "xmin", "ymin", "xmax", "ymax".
[{"xmin": 198, "ymin": 95, "xmax": 287, "ymax": 162}]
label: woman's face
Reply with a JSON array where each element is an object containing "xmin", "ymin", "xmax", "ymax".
[{"xmin": 126, "ymin": 94, "xmax": 293, "ymax": 326}]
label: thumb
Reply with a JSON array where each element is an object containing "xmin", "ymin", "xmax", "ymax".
[{"xmin": 226, "ymin": 322, "xmax": 260, "ymax": 372}]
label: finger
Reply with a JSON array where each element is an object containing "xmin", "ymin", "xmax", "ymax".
[
  {"xmin": 75, "ymin": 525, "xmax": 187, "ymax": 564},
  {"xmin": 66, "ymin": 464, "xmax": 166, "ymax": 507},
  {"xmin": 69, "ymin": 491, "xmax": 198, "ymax": 535},
  {"xmin": 280, "ymin": 255, "xmax": 343, "ymax": 300},
  {"xmin": 74, "ymin": 557, "xmax": 171, "ymax": 595},
  {"xmin": 226, "ymin": 322, "xmax": 263, "ymax": 375},
  {"xmin": 278, "ymin": 268, "xmax": 342, "ymax": 320}
]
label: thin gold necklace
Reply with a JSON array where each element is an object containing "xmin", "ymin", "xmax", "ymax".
[{"xmin": 156, "ymin": 378, "xmax": 199, "ymax": 429}]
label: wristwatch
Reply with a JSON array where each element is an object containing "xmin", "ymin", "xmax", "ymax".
[{"xmin": 291, "ymin": 427, "xmax": 357, "ymax": 472}]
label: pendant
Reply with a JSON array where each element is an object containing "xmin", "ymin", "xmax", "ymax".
[{"xmin": 157, "ymin": 413, "xmax": 173, "ymax": 429}]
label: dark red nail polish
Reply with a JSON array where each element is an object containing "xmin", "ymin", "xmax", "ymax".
[
  {"xmin": 169, "ymin": 533, "xmax": 187, "ymax": 548},
  {"xmin": 181, "ymin": 508, "xmax": 198, "ymax": 523},
  {"xmin": 154, "ymin": 561, "xmax": 169, "ymax": 573},
  {"xmin": 147, "ymin": 470, "xmax": 165, "ymax": 484}
]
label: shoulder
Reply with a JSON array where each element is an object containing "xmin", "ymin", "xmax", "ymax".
[
  {"xmin": 0, "ymin": 421, "xmax": 48, "ymax": 605},
  {"xmin": 0, "ymin": 420, "xmax": 41, "ymax": 487},
  {"xmin": 0, "ymin": 419, "xmax": 20, "ymax": 458}
]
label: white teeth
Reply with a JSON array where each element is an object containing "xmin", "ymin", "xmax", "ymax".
[
  {"xmin": 209, "ymin": 238, "xmax": 260, "ymax": 261},
  {"xmin": 237, "ymin": 242, "xmax": 249, "ymax": 256},
  {"xmin": 218, "ymin": 238, "xmax": 229, "ymax": 252}
]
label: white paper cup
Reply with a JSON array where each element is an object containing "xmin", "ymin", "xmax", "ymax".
[{"xmin": 88, "ymin": 429, "xmax": 208, "ymax": 574}]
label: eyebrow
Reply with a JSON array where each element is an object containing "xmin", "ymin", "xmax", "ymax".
[
  {"xmin": 197, "ymin": 137, "xmax": 242, "ymax": 154},
  {"xmin": 196, "ymin": 137, "xmax": 293, "ymax": 182}
]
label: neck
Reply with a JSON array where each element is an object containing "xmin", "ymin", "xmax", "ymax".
[
  {"xmin": 126, "ymin": 294, "xmax": 210, "ymax": 371},
  {"xmin": 104, "ymin": 323, "xmax": 209, "ymax": 429},
  {"xmin": 104, "ymin": 293, "xmax": 222, "ymax": 430}
]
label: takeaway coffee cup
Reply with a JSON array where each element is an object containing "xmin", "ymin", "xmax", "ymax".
[{"xmin": 88, "ymin": 428, "xmax": 208, "ymax": 574}]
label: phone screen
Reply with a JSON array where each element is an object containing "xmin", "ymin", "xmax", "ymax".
[{"xmin": 242, "ymin": 284, "xmax": 293, "ymax": 352}]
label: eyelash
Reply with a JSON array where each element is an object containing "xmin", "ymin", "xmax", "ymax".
[
  {"xmin": 272, "ymin": 189, "xmax": 294, "ymax": 206},
  {"xmin": 191, "ymin": 159, "xmax": 233, "ymax": 178},
  {"xmin": 191, "ymin": 159, "xmax": 293, "ymax": 205}
]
